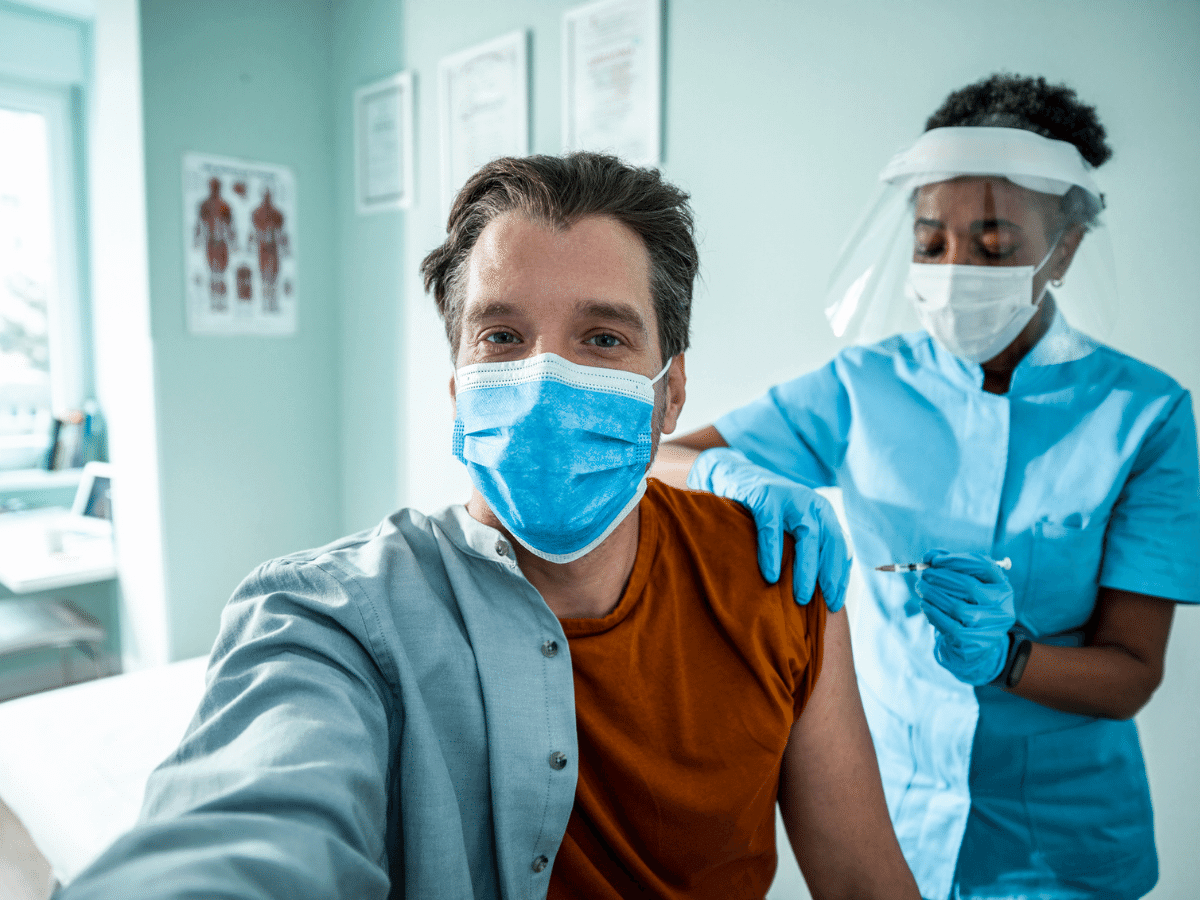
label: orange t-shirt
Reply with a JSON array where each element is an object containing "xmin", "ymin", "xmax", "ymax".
[{"xmin": 547, "ymin": 479, "xmax": 826, "ymax": 900}]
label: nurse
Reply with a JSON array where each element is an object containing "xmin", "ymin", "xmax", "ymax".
[{"xmin": 654, "ymin": 74, "xmax": 1200, "ymax": 899}]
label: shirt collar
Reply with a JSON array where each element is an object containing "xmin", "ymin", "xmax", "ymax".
[
  {"xmin": 1018, "ymin": 299, "xmax": 1097, "ymax": 368},
  {"xmin": 926, "ymin": 331, "xmax": 985, "ymax": 389},
  {"xmin": 925, "ymin": 299, "xmax": 1098, "ymax": 394},
  {"xmin": 430, "ymin": 503, "xmax": 520, "ymax": 567}
]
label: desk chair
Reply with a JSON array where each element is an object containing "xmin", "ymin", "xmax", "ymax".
[{"xmin": 0, "ymin": 600, "xmax": 106, "ymax": 693}]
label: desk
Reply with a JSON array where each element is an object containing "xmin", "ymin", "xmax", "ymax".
[
  {"xmin": 0, "ymin": 511, "xmax": 118, "ymax": 699},
  {"xmin": 0, "ymin": 509, "xmax": 116, "ymax": 595}
]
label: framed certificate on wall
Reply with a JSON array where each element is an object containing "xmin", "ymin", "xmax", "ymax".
[
  {"xmin": 437, "ymin": 31, "xmax": 529, "ymax": 210},
  {"xmin": 354, "ymin": 71, "xmax": 415, "ymax": 214},
  {"xmin": 563, "ymin": 0, "xmax": 662, "ymax": 166}
]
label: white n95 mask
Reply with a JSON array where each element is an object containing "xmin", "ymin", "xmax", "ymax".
[{"xmin": 906, "ymin": 242, "xmax": 1058, "ymax": 364}]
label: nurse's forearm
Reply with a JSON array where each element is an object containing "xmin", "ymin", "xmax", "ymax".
[
  {"xmin": 1008, "ymin": 588, "xmax": 1176, "ymax": 720},
  {"xmin": 651, "ymin": 426, "xmax": 727, "ymax": 489}
]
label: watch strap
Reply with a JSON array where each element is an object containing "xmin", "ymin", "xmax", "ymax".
[{"xmin": 993, "ymin": 627, "xmax": 1033, "ymax": 688}]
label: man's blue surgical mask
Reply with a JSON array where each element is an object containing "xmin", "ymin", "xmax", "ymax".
[{"xmin": 453, "ymin": 352, "xmax": 672, "ymax": 564}]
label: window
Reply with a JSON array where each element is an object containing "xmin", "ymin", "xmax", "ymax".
[{"xmin": 0, "ymin": 81, "xmax": 88, "ymax": 470}]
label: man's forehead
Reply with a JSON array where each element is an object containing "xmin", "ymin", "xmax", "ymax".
[
  {"xmin": 465, "ymin": 212, "xmax": 653, "ymax": 304},
  {"xmin": 473, "ymin": 210, "xmax": 644, "ymax": 257}
]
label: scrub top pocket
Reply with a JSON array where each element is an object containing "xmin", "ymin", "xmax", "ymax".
[
  {"xmin": 1023, "ymin": 718, "xmax": 1156, "ymax": 889},
  {"xmin": 1020, "ymin": 516, "xmax": 1106, "ymax": 637}
]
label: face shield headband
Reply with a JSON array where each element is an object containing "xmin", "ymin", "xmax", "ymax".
[
  {"xmin": 823, "ymin": 126, "xmax": 1116, "ymax": 363},
  {"xmin": 878, "ymin": 126, "xmax": 1103, "ymax": 202}
]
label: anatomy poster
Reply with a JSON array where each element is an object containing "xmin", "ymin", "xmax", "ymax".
[{"xmin": 182, "ymin": 153, "xmax": 297, "ymax": 336}]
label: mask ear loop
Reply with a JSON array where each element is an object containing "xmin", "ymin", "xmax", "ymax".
[
  {"xmin": 1037, "ymin": 232, "xmax": 1066, "ymax": 293},
  {"xmin": 650, "ymin": 356, "xmax": 673, "ymax": 385}
]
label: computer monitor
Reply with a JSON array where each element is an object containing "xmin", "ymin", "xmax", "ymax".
[{"xmin": 69, "ymin": 462, "xmax": 113, "ymax": 533}]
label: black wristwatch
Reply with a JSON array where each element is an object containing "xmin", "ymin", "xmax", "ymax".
[{"xmin": 994, "ymin": 628, "xmax": 1033, "ymax": 689}]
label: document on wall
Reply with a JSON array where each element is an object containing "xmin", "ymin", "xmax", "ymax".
[
  {"xmin": 562, "ymin": 0, "xmax": 662, "ymax": 166},
  {"xmin": 182, "ymin": 153, "xmax": 297, "ymax": 336},
  {"xmin": 355, "ymin": 72, "xmax": 415, "ymax": 214},
  {"xmin": 437, "ymin": 31, "xmax": 529, "ymax": 210}
]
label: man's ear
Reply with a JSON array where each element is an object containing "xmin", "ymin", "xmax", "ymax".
[
  {"xmin": 659, "ymin": 354, "xmax": 686, "ymax": 435},
  {"xmin": 448, "ymin": 373, "xmax": 457, "ymax": 415}
]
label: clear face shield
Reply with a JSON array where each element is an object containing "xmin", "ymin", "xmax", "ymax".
[{"xmin": 824, "ymin": 127, "xmax": 1117, "ymax": 366}]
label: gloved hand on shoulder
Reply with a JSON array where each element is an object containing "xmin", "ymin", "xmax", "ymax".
[
  {"xmin": 688, "ymin": 447, "xmax": 850, "ymax": 613},
  {"xmin": 915, "ymin": 550, "xmax": 1016, "ymax": 686}
]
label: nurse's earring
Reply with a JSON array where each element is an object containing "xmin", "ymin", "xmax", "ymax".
[{"xmin": 1051, "ymin": 277, "xmax": 1064, "ymax": 288}]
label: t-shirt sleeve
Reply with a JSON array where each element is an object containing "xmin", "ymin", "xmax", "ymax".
[
  {"xmin": 58, "ymin": 559, "xmax": 395, "ymax": 900},
  {"xmin": 714, "ymin": 360, "xmax": 851, "ymax": 490},
  {"xmin": 779, "ymin": 539, "xmax": 827, "ymax": 720},
  {"xmin": 1100, "ymin": 389, "xmax": 1200, "ymax": 603}
]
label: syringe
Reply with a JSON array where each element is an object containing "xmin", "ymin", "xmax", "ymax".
[{"xmin": 876, "ymin": 557, "xmax": 1012, "ymax": 573}]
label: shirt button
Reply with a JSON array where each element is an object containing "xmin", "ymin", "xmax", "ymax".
[
  {"xmin": 495, "ymin": 540, "xmax": 508, "ymax": 557},
  {"xmin": 549, "ymin": 751, "xmax": 568, "ymax": 770},
  {"xmin": 531, "ymin": 855, "xmax": 549, "ymax": 873},
  {"xmin": 541, "ymin": 639, "xmax": 558, "ymax": 658}
]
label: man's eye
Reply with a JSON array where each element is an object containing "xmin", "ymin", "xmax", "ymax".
[
  {"xmin": 485, "ymin": 331, "xmax": 519, "ymax": 345},
  {"xmin": 914, "ymin": 241, "xmax": 943, "ymax": 259},
  {"xmin": 588, "ymin": 333, "xmax": 622, "ymax": 348}
]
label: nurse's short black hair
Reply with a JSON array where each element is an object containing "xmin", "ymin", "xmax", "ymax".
[
  {"xmin": 925, "ymin": 73, "xmax": 1111, "ymax": 228},
  {"xmin": 925, "ymin": 73, "xmax": 1111, "ymax": 167},
  {"xmin": 422, "ymin": 152, "xmax": 697, "ymax": 365}
]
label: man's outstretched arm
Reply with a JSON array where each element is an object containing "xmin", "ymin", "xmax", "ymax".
[
  {"xmin": 778, "ymin": 609, "xmax": 920, "ymax": 899},
  {"xmin": 56, "ymin": 560, "xmax": 395, "ymax": 900}
]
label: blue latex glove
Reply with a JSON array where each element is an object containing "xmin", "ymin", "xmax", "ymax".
[
  {"xmin": 915, "ymin": 550, "xmax": 1016, "ymax": 686},
  {"xmin": 688, "ymin": 448, "xmax": 850, "ymax": 612}
]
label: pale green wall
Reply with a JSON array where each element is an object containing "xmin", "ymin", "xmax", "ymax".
[
  {"xmin": 139, "ymin": 0, "xmax": 342, "ymax": 660},
  {"xmin": 330, "ymin": 0, "xmax": 406, "ymax": 533}
]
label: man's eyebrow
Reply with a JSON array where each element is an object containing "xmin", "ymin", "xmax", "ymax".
[
  {"xmin": 462, "ymin": 299, "xmax": 649, "ymax": 336},
  {"xmin": 463, "ymin": 301, "xmax": 520, "ymax": 329},
  {"xmin": 579, "ymin": 300, "xmax": 649, "ymax": 336}
]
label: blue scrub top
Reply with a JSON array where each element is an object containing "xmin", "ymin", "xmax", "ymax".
[{"xmin": 716, "ymin": 311, "xmax": 1200, "ymax": 900}]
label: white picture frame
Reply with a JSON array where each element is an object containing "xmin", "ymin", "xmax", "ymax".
[
  {"xmin": 354, "ymin": 71, "xmax": 415, "ymax": 214},
  {"xmin": 437, "ymin": 30, "xmax": 530, "ymax": 211},
  {"xmin": 562, "ymin": 0, "xmax": 662, "ymax": 166}
]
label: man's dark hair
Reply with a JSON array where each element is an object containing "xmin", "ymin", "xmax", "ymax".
[
  {"xmin": 925, "ymin": 73, "xmax": 1111, "ymax": 228},
  {"xmin": 421, "ymin": 152, "xmax": 698, "ymax": 363}
]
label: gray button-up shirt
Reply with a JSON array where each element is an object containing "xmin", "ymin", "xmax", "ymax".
[{"xmin": 58, "ymin": 504, "xmax": 578, "ymax": 900}]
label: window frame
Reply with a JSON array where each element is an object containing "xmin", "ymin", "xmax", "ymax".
[{"xmin": 0, "ymin": 78, "xmax": 89, "ymax": 465}]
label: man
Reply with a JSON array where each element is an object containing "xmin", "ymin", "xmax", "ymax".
[{"xmin": 60, "ymin": 153, "xmax": 917, "ymax": 899}]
